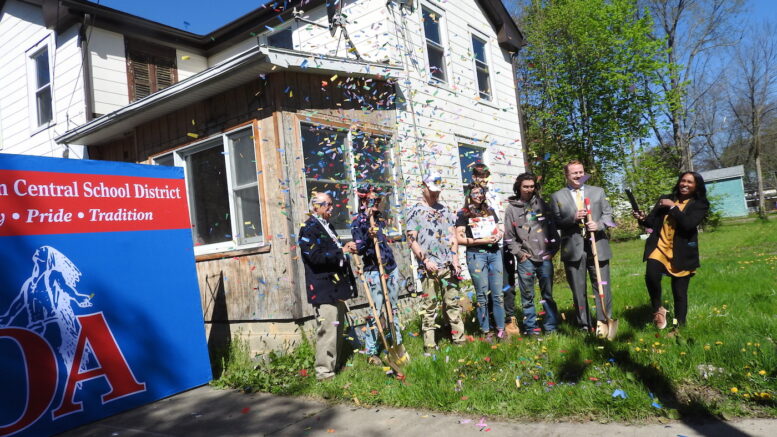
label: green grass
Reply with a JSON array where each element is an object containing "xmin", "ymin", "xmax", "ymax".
[{"xmin": 214, "ymin": 219, "xmax": 777, "ymax": 421}]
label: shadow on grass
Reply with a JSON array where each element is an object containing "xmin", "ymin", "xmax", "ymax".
[
  {"xmin": 621, "ymin": 304, "xmax": 653, "ymax": 328},
  {"xmin": 582, "ymin": 336, "xmax": 754, "ymax": 437}
]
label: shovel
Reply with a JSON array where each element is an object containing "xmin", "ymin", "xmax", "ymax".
[
  {"xmin": 353, "ymin": 254, "xmax": 404, "ymax": 376},
  {"xmin": 585, "ymin": 198, "xmax": 619, "ymax": 341},
  {"xmin": 370, "ymin": 215, "xmax": 411, "ymax": 365}
]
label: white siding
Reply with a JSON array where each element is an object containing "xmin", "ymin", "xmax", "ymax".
[
  {"xmin": 176, "ymin": 49, "xmax": 208, "ymax": 80},
  {"xmin": 208, "ymin": 37, "xmax": 256, "ymax": 66},
  {"xmin": 290, "ymin": 0, "xmax": 525, "ymax": 213},
  {"xmin": 88, "ymin": 27, "xmax": 128, "ymax": 116},
  {"xmin": 0, "ymin": 0, "xmax": 86, "ymax": 158}
]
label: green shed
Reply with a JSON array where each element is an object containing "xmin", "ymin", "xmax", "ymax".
[{"xmin": 700, "ymin": 165, "xmax": 748, "ymax": 217}]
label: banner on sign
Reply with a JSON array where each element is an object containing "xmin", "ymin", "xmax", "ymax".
[{"xmin": 0, "ymin": 154, "xmax": 211, "ymax": 437}]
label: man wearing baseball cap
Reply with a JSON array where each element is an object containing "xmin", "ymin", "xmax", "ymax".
[{"xmin": 406, "ymin": 171, "xmax": 464, "ymax": 351}]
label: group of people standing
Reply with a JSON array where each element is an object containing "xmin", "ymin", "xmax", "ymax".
[{"xmin": 298, "ymin": 160, "xmax": 709, "ymax": 381}]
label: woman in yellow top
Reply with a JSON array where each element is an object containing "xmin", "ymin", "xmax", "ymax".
[{"xmin": 633, "ymin": 172, "xmax": 709, "ymax": 330}]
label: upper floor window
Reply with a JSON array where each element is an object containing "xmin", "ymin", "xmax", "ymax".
[
  {"xmin": 126, "ymin": 38, "xmax": 177, "ymax": 102},
  {"xmin": 422, "ymin": 6, "xmax": 446, "ymax": 83},
  {"xmin": 301, "ymin": 122, "xmax": 397, "ymax": 236},
  {"xmin": 154, "ymin": 127, "xmax": 263, "ymax": 254},
  {"xmin": 27, "ymin": 40, "xmax": 53, "ymax": 127},
  {"xmin": 458, "ymin": 144, "xmax": 485, "ymax": 189},
  {"xmin": 471, "ymin": 35, "xmax": 491, "ymax": 100}
]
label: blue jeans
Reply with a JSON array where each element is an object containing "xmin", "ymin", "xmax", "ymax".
[
  {"xmin": 466, "ymin": 250, "xmax": 505, "ymax": 332},
  {"xmin": 364, "ymin": 268, "xmax": 403, "ymax": 355},
  {"xmin": 516, "ymin": 259, "xmax": 559, "ymax": 332}
]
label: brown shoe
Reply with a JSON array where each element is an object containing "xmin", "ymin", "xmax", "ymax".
[
  {"xmin": 367, "ymin": 355, "xmax": 383, "ymax": 366},
  {"xmin": 505, "ymin": 317, "xmax": 520, "ymax": 338},
  {"xmin": 653, "ymin": 307, "xmax": 667, "ymax": 330}
]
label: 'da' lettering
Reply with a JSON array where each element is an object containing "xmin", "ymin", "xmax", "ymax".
[
  {"xmin": 52, "ymin": 313, "xmax": 146, "ymax": 418},
  {"xmin": 0, "ymin": 328, "xmax": 58, "ymax": 437}
]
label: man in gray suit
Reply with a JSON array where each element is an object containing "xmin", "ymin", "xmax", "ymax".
[{"xmin": 551, "ymin": 161, "xmax": 614, "ymax": 338}]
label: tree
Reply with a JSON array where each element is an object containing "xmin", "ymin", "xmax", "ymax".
[
  {"xmin": 643, "ymin": 0, "xmax": 745, "ymax": 172},
  {"xmin": 728, "ymin": 23, "xmax": 777, "ymax": 220},
  {"xmin": 517, "ymin": 0, "xmax": 666, "ymax": 194}
]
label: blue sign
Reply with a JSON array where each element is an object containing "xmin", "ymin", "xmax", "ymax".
[{"xmin": 0, "ymin": 153, "xmax": 211, "ymax": 437}]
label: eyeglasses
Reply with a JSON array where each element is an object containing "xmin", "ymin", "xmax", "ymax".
[{"xmin": 316, "ymin": 201, "xmax": 333, "ymax": 207}]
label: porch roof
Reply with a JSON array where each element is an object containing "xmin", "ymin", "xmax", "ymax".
[{"xmin": 55, "ymin": 46, "xmax": 401, "ymax": 146}]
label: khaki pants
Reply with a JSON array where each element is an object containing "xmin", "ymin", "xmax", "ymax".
[
  {"xmin": 420, "ymin": 268, "xmax": 464, "ymax": 348},
  {"xmin": 315, "ymin": 301, "xmax": 345, "ymax": 380}
]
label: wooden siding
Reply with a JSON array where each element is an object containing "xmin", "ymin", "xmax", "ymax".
[
  {"xmin": 0, "ymin": 0, "xmax": 86, "ymax": 157},
  {"xmin": 89, "ymin": 27, "xmax": 129, "ymax": 116},
  {"xmin": 89, "ymin": 71, "xmax": 403, "ymax": 323}
]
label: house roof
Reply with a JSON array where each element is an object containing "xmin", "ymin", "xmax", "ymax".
[
  {"xmin": 55, "ymin": 46, "xmax": 402, "ymax": 146},
  {"xmin": 35, "ymin": 0, "xmax": 524, "ymax": 55},
  {"xmin": 700, "ymin": 165, "xmax": 745, "ymax": 182}
]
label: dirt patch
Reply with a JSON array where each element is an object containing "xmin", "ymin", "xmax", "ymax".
[{"xmin": 676, "ymin": 383, "xmax": 724, "ymax": 406}]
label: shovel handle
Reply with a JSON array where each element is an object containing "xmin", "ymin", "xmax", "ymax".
[
  {"xmin": 585, "ymin": 198, "xmax": 609, "ymax": 317},
  {"xmin": 353, "ymin": 254, "xmax": 391, "ymax": 353},
  {"xmin": 370, "ymin": 215, "xmax": 399, "ymax": 341}
]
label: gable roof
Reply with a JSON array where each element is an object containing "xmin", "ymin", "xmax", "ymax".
[{"xmin": 37, "ymin": 0, "xmax": 523, "ymax": 54}]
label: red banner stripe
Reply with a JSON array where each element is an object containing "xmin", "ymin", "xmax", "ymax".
[{"xmin": 0, "ymin": 170, "xmax": 191, "ymax": 236}]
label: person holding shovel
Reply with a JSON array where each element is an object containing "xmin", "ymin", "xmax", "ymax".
[
  {"xmin": 407, "ymin": 171, "xmax": 464, "ymax": 352},
  {"xmin": 551, "ymin": 161, "xmax": 616, "ymax": 338},
  {"xmin": 299, "ymin": 192, "xmax": 358, "ymax": 381},
  {"xmin": 632, "ymin": 172, "xmax": 709, "ymax": 330},
  {"xmin": 351, "ymin": 184, "xmax": 403, "ymax": 365}
]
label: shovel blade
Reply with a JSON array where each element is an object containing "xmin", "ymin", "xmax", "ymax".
[
  {"xmin": 607, "ymin": 319, "xmax": 619, "ymax": 341},
  {"xmin": 388, "ymin": 344, "xmax": 410, "ymax": 366}
]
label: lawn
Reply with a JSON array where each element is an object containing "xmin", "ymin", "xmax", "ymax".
[{"xmin": 214, "ymin": 219, "xmax": 777, "ymax": 422}]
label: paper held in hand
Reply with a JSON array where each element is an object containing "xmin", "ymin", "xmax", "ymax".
[{"xmin": 469, "ymin": 216, "xmax": 497, "ymax": 239}]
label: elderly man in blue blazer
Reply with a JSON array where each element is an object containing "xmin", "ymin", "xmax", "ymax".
[
  {"xmin": 551, "ymin": 161, "xmax": 615, "ymax": 338},
  {"xmin": 298, "ymin": 191, "xmax": 358, "ymax": 381}
]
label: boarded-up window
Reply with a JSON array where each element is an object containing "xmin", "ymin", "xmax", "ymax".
[{"xmin": 126, "ymin": 38, "xmax": 177, "ymax": 102}]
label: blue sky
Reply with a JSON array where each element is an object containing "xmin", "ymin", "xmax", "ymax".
[{"xmin": 90, "ymin": 0, "xmax": 777, "ymax": 34}]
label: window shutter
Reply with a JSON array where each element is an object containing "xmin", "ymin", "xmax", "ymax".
[
  {"xmin": 126, "ymin": 38, "xmax": 177, "ymax": 102},
  {"xmin": 128, "ymin": 53, "xmax": 152, "ymax": 100}
]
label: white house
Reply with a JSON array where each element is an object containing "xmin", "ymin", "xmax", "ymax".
[{"xmin": 0, "ymin": 0, "xmax": 528, "ymax": 353}]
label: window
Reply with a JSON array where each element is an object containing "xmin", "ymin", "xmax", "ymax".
[
  {"xmin": 422, "ymin": 6, "xmax": 446, "ymax": 83},
  {"xmin": 154, "ymin": 127, "xmax": 263, "ymax": 253},
  {"xmin": 27, "ymin": 41, "xmax": 53, "ymax": 127},
  {"xmin": 471, "ymin": 35, "xmax": 491, "ymax": 100},
  {"xmin": 301, "ymin": 122, "xmax": 397, "ymax": 236},
  {"xmin": 458, "ymin": 144, "xmax": 485, "ymax": 188},
  {"xmin": 126, "ymin": 38, "xmax": 177, "ymax": 102},
  {"xmin": 267, "ymin": 27, "xmax": 294, "ymax": 49}
]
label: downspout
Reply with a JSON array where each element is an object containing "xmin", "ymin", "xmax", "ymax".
[{"xmin": 79, "ymin": 15, "xmax": 94, "ymax": 123}]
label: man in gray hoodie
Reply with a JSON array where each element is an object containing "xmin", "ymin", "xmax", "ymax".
[{"xmin": 503, "ymin": 173, "xmax": 560, "ymax": 335}]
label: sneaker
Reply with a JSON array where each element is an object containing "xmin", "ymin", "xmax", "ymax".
[
  {"xmin": 497, "ymin": 329, "xmax": 505, "ymax": 339},
  {"xmin": 596, "ymin": 321, "xmax": 609, "ymax": 339},
  {"xmin": 484, "ymin": 331, "xmax": 496, "ymax": 343},
  {"xmin": 653, "ymin": 307, "xmax": 668, "ymax": 330},
  {"xmin": 367, "ymin": 355, "xmax": 383, "ymax": 366},
  {"xmin": 424, "ymin": 345, "xmax": 438, "ymax": 353}
]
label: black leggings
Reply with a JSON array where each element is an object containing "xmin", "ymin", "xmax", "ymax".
[{"xmin": 645, "ymin": 259, "xmax": 692, "ymax": 326}]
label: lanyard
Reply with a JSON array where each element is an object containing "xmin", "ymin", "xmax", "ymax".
[{"xmin": 315, "ymin": 216, "xmax": 342, "ymax": 248}]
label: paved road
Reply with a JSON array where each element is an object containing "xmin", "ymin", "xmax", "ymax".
[{"xmin": 59, "ymin": 385, "xmax": 776, "ymax": 437}]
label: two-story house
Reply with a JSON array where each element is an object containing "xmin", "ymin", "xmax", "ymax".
[{"xmin": 0, "ymin": 0, "xmax": 526, "ymax": 354}]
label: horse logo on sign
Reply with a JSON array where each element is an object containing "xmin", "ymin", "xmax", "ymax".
[{"xmin": 0, "ymin": 247, "xmax": 146, "ymax": 437}]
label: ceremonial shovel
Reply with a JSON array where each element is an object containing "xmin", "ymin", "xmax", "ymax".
[
  {"xmin": 585, "ymin": 198, "xmax": 619, "ymax": 341},
  {"xmin": 370, "ymin": 215, "xmax": 411, "ymax": 365},
  {"xmin": 353, "ymin": 254, "xmax": 403, "ymax": 376}
]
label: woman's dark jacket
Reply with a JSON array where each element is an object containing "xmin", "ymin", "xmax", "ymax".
[
  {"xmin": 298, "ymin": 216, "xmax": 356, "ymax": 305},
  {"xmin": 638, "ymin": 195, "xmax": 709, "ymax": 271}
]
